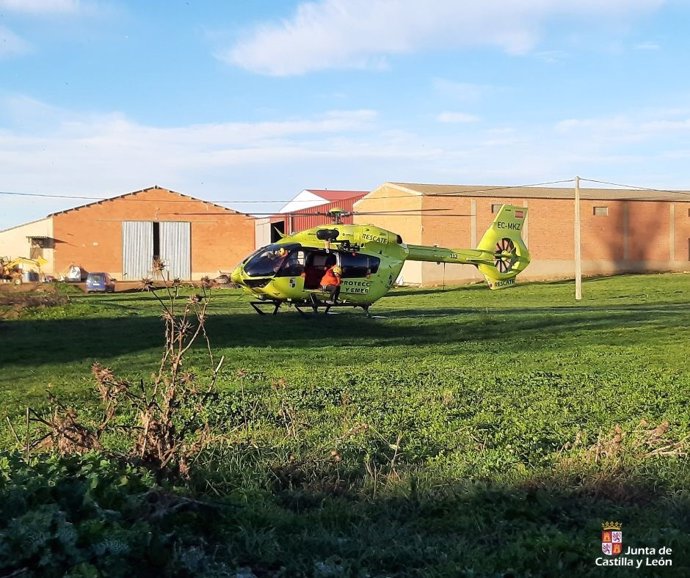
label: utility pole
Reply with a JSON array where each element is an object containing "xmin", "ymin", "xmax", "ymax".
[{"xmin": 574, "ymin": 176, "xmax": 582, "ymax": 301}]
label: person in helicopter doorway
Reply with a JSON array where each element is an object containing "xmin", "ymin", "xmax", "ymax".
[{"xmin": 319, "ymin": 264, "xmax": 342, "ymax": 304}]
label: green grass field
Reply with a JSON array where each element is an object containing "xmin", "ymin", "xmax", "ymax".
[{"xmin": 1, "ymin": 274, "xmax": 689, "ymax": 577}]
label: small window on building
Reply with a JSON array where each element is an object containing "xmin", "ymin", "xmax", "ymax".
[
  {"xmin": 593, "ymin": 206, "xmax": 608, "ymax": 217},
  {"xmin": 687, "ymin": 208, "xmax": 690, "ymax": 217},
  {"xmin": 491, "ymin": 203, "xmax": 502, "ymax": 214},
  {"xmin": 30, "ymin": 241, "xmax": 43, "ymax": 260},
  {"xmin": 28, "ymin": 236, "xmax": 53, "ymax": 259}
]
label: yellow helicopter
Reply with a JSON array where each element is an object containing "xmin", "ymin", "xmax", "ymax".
[{"xmin": 230, "ymin": 204, "xmax": 530, "ymax": 315}]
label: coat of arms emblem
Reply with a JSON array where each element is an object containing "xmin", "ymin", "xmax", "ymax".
[{"xmin": 601, "ymin": 521, "xmax": 623, "ymax": 556}]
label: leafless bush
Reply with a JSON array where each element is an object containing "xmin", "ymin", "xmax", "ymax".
[
  {"xmin": 24, "ymin": 273, "xmax": 222, "ymax": 479},
  {"xmin": 522, "ymin": 420, "xmax": 688, "ymax": 502}
]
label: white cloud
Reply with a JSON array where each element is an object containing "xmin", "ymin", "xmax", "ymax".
[
  {"xmin": 534, "ymin": 50, "xmax": 567, "ymax": 63},
  {"xmin": 556, "ymin": 111, "xmax": 690, "ymax": 141},
  {"xmin": 0, "ymin": 25, "xmax": 30, "ymax": 58},
  {"xmin": 556, "ymin": 116, "xmax": 632, "ymax": 133},
  {"xmin": 6, "ymin": 94, "xmax": 690, "ymax": 231},
  {"xmin": 640, "ymin": 119, "xmax": 690, "ymax": 132},
  {"xmin": 432, "ymin": 79, "xmax": 490, "ymax": 102},
  {"xmin": 0, "ymin": 99, "xmax": 386, "ymax": 227},
  {"xmin": 221, "ymin": 0, "xmax": 665, "ymax": 76},
  {"xmin": 634, "ymin": 41, "xmax": 660, "ymax": 50},
  {"xmin": 437, "ymin": 112, "xmax": 480, "ymax": 124},
  {"xmin": 0, "ymin": 0, "xmax": 80, "ymax": 14},
  {"xmin": 0, "ymin": 0, "xmax": 107, "ymax": 61},
  {"xmin": 0, "ymin": 95, "xmax": 378, "ymax": 141},
  {"xmin": 0, "ymin": 94, "xmax": 62, "ymax": 126},
  {"xmin": 479, "ymin": 127, "xmax": 522, "ymax": 147}
]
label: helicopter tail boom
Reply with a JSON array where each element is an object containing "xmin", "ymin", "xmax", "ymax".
[{"xmin": 405, "ymin": 205, "xmax": 530, "ymax": 289}]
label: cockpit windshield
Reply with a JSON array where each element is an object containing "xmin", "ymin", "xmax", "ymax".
[{"xmin": 244, "ymin": 243, "xmax": 301, "ymax": 277}]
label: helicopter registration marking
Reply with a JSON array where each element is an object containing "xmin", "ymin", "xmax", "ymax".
[{"xmin": 497, "ymin": 221, "xmax": 522, "ymax": 231}]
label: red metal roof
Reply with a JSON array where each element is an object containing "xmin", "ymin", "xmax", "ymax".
[
  {"xmin": 270, "ymin": 196, "xmax": 368, "ymax": 233},
  {"xmin": 306, "ymin": 190, "xmax": 368, "ymax": 203}
]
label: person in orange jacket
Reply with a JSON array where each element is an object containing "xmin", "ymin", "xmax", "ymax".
[{"xmin": 319, "ymin": 265, "xmax": 342, "ymax": 303}]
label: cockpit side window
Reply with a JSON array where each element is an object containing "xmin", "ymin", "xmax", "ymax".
[
  {"xmin": 274, "ymin": 250, "xmax": 305, "ymax": 277},
  {"xmin": 244, "ymin": 243, "xmax": 300, "ymax": 277}
]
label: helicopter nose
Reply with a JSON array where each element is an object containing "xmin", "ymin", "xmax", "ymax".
[{"xmin": 230, "ymin": 265, "xmax": 244, "ymax": 285}]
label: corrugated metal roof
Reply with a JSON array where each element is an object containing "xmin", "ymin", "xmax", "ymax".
[
  {"xmin": 270, "ymin": 198, "xmax": 364, "ymax": 233},
  {"xmin": 388, "ymin": 182, "xmax": 690, "ymax": 202},
  {"xmin": 270, "ymin": 191, "xmax": 368, "ymax": 233},
  {"xmin": 47, "ymin": 185, "xmax": 248, "ymax": 217}
]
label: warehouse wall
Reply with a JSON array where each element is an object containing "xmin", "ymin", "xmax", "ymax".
[
  {"xmin": 51, "ymin": 187, "xmax": 255, "ymax": 280},
  {"xmin": 355, "ymin": 183, "xmax": 690, "ymax": 287},
  {"xmin": 0, "ymin": 218, "xmax": 55, "ymax": 275}
]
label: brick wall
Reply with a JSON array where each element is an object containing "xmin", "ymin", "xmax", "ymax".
[
  {"xmin": 355, "ymin": 183, "xmax": 690, "ymax": 286},
  {"xmin": 52, "ymin": 187, "xmax": 255, "ymax": 279}
]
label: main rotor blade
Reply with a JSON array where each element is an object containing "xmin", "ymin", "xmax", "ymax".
[{"xmin": 158, "ymin": 209, "xmax": 472, "ymax": 217}]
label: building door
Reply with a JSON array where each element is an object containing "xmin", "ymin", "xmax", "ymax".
[
  {"xmin": 160, "ymin": 222, "xmax": 191, "ymax": 280},
  {"xmin": 123, "ymin": 221, "xmax": 191, "ymax": 280},
  {"xmin": 122, "ymin": 221, "xmax": 154, "ymax": 280},
  {"xmin": 271, "ymin": 221, "xmax": 285, "ymax": 242}
]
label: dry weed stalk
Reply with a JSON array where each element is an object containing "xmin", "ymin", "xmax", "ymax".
[
  {"xmin": 525, "ymin": 420, "xmax": 690, "ymax": 501},
  {"xmin": 580, "ymin": 420, "xmax": 686, "ymax": 462},
  {"xmin": 26, "ymin": 272, "xmax": 223, "ymax": 479},
  {"xmin": 27, "ymin": 396, "xmax": 102, "ymax": 454}
]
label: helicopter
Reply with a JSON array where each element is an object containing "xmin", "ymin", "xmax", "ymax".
[{"xmin": 230, "ymin": 204, "xmax": 530, "ymax": 315}]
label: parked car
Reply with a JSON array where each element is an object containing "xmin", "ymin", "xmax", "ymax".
[{"xmin": 85, "ymin": 272, "xmax": 115, "ymax": 293}]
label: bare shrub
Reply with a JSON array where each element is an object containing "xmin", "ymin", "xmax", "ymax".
[
  {"xmin": 523, "ymin": 420, "xmax": 688, "ymax": 502},
  {"xmin": 25, "ymin": 275, "xmax": 222, "ymax": 480}
]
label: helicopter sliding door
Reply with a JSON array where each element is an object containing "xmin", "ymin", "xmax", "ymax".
[
  {"xmin": 303, "ymin": 251, "xmax": 337, "ymax": 289},
  {"xmin": 301, "ymin": 251, "xmax": 381, "ymax": 290}
]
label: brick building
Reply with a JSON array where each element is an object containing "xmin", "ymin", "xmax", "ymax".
[
  {"xmin": 354, "ymin": 182, "xmax": 690, "ymax": 286},
  {"xmin": 0, "ymin": 186, "xmax": 255, "ymax": 281}
]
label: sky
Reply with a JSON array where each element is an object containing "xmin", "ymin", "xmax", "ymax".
[{"xmin": 1, "ymin": 0, "xmax": 690, "ymax": 230}]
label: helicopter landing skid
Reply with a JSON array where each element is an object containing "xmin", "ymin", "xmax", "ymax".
[
  {"xmin": 250, "ymin": 300, "xmax": 281, "ymax": 315},
  {"xmin": 306, "ymin": 294, "xmax": 371, "ymax": 317},
  {"xmin": 250, "ymin": 297, "xmax": 371, "ymax": 317}
]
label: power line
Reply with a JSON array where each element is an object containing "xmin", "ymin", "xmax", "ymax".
[
  {"xmin": 3, "ymin": 177, "xmax": 690, "ymax": 209},
  {"xmin": 424, "ymin": 178, "xmax": 576, "ymax": 197},
  {"xmin": 0, "ymin": 190, "xmax": 309, "ymax": 204},
  {"xmin": 580, "ymin": 178, "xmax": 690, "ymax": 197},
  {"xmin": 0, "ymin": 179, "xmax": 575, "ymax": 204},
  {"xmin": 1, "ymin": 191, "xmax": 104, "ymax": 200}
]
